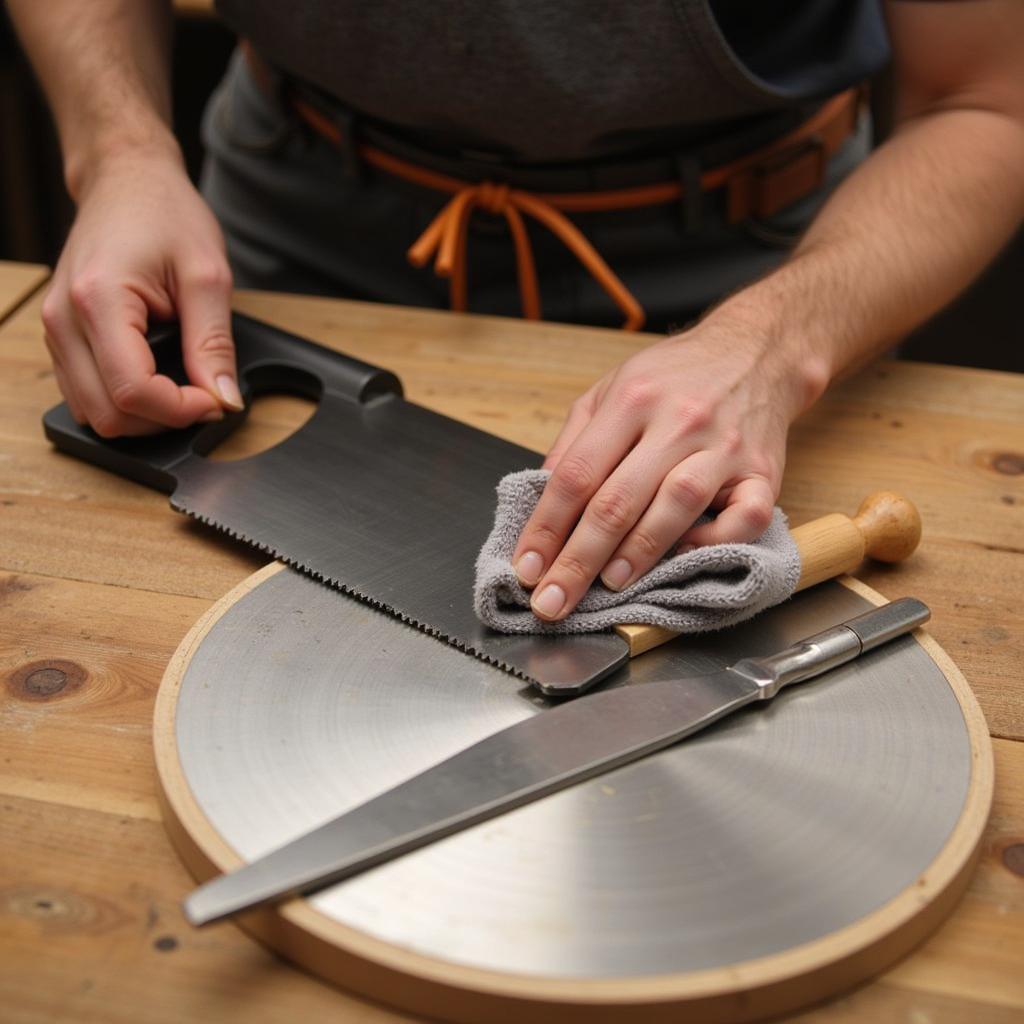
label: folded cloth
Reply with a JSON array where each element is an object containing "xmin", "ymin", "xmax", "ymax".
[{"xmin": 474, "ymin": 469, "xmax": 801, "ymax": 635}]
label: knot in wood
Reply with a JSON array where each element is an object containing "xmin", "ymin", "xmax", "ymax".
[
  {"xmin": 992, "ymin": 453, "xmax": 1024, "ymax": 476},
  {"xmin": 26, "ymin": 667, "xmax": 67, "ymax": 696},
  {"xmin": 1002, "ymin": 843, "xmax": 1024, "ymax": 878},
  {"xmin": 6, "ymin": 659, "xmax": 86, "ymax": 702}
]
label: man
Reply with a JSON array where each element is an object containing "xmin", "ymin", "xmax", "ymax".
[{"xmin": 9, "ymin": 1, "xmax": 1024, "ymax": 624}]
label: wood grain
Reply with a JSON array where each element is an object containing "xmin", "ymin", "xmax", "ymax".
[
  {"xmin": 0, "ymin": 563, "xmax": 1018, "ymax": 1021},
  {"xmin": 0, "ymin": 260, "xmax": 47, "ymax": 325},
  {"xmin": 1, "ymin": 278, "xmax": 1023, "ymax": 1022}
]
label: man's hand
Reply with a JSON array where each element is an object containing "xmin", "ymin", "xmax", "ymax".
[
  {"xmin": 517, "ymin": 0, "xmax": 1024, "ymax": 623},
  {"xmin": 8, "ymin": 0, "xmax": 241, "ymax": 436},
  {"xmin": 512, "ymin": 311, "xmax": 826, "ymax": 621},
  {"xmin": 42, "ymin": 151, "xmax": 238, "ymax": 436}
]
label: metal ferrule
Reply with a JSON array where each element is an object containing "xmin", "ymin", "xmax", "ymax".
[{"xmin": 730, "ymin": 625, "xmax": 863, "ymax": 700}]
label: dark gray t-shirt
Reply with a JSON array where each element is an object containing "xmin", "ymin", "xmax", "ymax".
[{"xmin": 215, "ymin": 0, "xmax": 890, "ymax": 162}]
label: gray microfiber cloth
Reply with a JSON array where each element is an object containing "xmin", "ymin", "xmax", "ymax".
[{"xmin": 474, "ymin": 469, "xmax": 801, "ymax": 635}]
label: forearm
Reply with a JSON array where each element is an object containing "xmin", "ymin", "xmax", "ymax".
[
  {"xmin": 8, "ymin": 0, "xmax": 237, "ymax": 435},
  {"xmin": 714, "ymin": 103, "xmax": 1024, "ymax": 386},
  {"xmin": 521, "ymin": 98, "xmax": 1024, "ymax": 618},
  {"xmin": 6, "ymin": 0, "xmax": 179, "ymax": 198}
]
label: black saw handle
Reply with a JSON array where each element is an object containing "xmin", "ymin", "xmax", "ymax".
[{"xmin": 42, "ymin": 311, "xmax": 403, "ymax": 493}]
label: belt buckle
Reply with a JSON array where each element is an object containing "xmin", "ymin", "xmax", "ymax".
[{"xmin": 727, "ymin": 133, "xmax": 827, "ymax": 223}]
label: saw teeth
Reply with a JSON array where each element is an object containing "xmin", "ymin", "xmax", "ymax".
[{"xmin": 178, "ymin": 505, "xmax": 532, "ymax": 683}]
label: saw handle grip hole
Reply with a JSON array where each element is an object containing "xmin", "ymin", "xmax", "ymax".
[
  {"xmin": 42, "ymin": 312, "xmax": 403, "ymax": 492},
  {"xmin": 199, "ymin": 356, "xmax": 326, "ymax": 462},
  {"xmin": 204, "ymin": 391, "xmax": 318, "ymax": 462}
]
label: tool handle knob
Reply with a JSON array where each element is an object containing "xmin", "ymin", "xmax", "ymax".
[
  {"xmin": 853, "ymin": 491, "xmax": 923, "ymax": 563},
  {"xmin": 615, "ymin": 492, "xmax": 922, "ymax": 658},
  {"xmin": 791, "ymin": 491, "xmax": 921, "ymax": 591}
]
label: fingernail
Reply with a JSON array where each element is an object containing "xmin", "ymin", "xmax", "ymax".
[
  {"xmin": 532, "ymin": 584, "xmax": 566, "ymax": 619},
  {"xmin": 601, "ymin": 558, "xmax": 632, "ymax": 591},
  {"xmin": 199, "ymin": 407, "xmax": 224, "ymax": 423},
  {"xmin": 515, "ymin": 551, "xmax": 544, "ymax": 586},
  {"xmin": 216, "ymin": 374, "xmax": 244, "ymax": 411}
]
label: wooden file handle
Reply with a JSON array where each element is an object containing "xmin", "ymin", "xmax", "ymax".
[{"xmin": 614, "ymin": 491, "xmax": 922, "ymax": 657}]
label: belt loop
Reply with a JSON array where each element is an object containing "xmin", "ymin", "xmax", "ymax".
[
  {"xmin": 233, "ymin": 41, "xmax": 294, "ymax": 154},
  {"xmin": 673, "ymin": 155, "xmax": 703, "ymax": 235},
  {"xmin": 240, "ymin": 40, "xmax": 281, "ymax": 98}
]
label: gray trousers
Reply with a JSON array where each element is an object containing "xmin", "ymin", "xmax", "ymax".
[{"xmin": 201, "ymin": 51, "xmax": 870, "ymax": 333}]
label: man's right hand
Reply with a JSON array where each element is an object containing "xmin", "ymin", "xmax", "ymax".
[{"xmin": 42, "ymin": 150, "xmax": 240, "ymax": 437}]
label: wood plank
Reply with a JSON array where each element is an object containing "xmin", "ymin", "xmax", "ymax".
[
  {"xmin": 0, "ymin": 437, "xmax": 266, "ymax": 600},
  {"xmin": 855, "ymin": 539, "xmax": 1024, "ymax": 742},
  {"xmin": 828, "ymin": 361, "xmax": 1024, "ymax": 424},
  {"xmin": 2, "ymin": 554, "xmax": 1023, "ymax": 1019},
  {"xmin": 3, "ymin": 289, "xmax": 1021, "ymax": 736},
  {"xmin": 2, "ymin": 284, "xmax": 1023, "ymax": 1020},
  {"xmin": 0, "ymin": 261, "xmax": 47, "ymax": 324},
  {"xmin": 0, "ymin": 796, "xmax": 420, "ymax": 1024},
  {"xmin": 880, "ymin": 735, "xmax": 1024, "ymax": 1011},
  {"xmin": 2, "ymin": 726, "xmax": 1021, "ymax": 1023},
  {"xmin": 0, "ymin": 570, "xmax": 211, "ymax": 821},
  {"xmin": 791, "ymin": 990, "xmax": 1024, "ymax": 1024}
]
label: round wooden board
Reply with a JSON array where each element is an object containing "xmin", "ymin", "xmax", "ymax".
[{"xmin": 153, "ymin": 566, "xmax": 993, "ymax": 1024}]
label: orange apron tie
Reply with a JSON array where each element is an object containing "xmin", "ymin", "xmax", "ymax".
[
  {"xmin": 265, "ymin": 59, "xmax": 861, "ymax": 333},
  {"xmin": 406, "ymin": 180, "xmax": 646, "ymax": 330}
]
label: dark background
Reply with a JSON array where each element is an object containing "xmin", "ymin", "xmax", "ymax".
[{"xmin": 0, "ymin": 6, "xmax": 1020, "ymax": 372}]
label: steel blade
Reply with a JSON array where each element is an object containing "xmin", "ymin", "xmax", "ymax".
[
  {"xmin": 171, "ymin": 392, "xmax": 628, "ymax": 694},
  {"xmin": 184, "ymin": 666, "xmax": 758, "ymax": 925}
]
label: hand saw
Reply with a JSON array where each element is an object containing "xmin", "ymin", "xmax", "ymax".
[{"xmin": 43, "ymin": 313, "xmax": 921, "ymax": 694}]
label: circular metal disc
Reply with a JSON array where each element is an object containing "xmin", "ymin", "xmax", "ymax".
[{"xmin": 176, "ymin": 572, "xmax": 970, "ymax": 979}]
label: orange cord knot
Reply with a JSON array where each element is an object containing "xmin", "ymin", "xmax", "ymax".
[
  {"xmin": 476, "ymin": 181, "xmax": 510, "ymax": 215},
  {"xmin": 285, "ymin": 84, "xmax": 862, "ymax": 334},
  {"xmin": 407, "ymin": 179, "xmax": 644, "ymax": 330}
]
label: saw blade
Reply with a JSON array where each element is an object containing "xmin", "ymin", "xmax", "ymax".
[{"xmin": 170, "ymin": 390, "xmax": 629, "ymax": 692}]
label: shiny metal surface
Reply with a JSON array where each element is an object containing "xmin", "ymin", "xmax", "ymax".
[
  {"xmin": 846, "ymin": 596, "xmax": 933, "ymax": 652},
  {"xmin": 171, "ymin": 391, "xmax": 628, "ymax": 693},
  {"xmin": 732, "ymin": 598, "xmax": 931, "ymax": 699},
  {"xmin": 185, "ymin": 667, "xmax": 760, "ymax": 925},
  {"xmin": 176, "ymin": 574, "xmax": 971, "ymax": 979},
  {"xmin": 731, "ymin": 625, "xmax": 862, "ymax": 700},
  {"xmin": 185, "ymin": 600, "xmax": 929, "ymax": 926}
]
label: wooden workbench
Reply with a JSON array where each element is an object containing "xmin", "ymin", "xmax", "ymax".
[
  {"xmin": 1, "ymin": 272, "xmax": 1022, "ymax": 1023},
  {"xmin": 0, "ymin": 260, "xmax": 48, "ymax": 324}
]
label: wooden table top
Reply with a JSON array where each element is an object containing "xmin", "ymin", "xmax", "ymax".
[
  {"xmin": 1, "ymin": 275, "xmax": 1022, "ymax": 1023},
  {"xmin": 0, "ymin": 261, "xmax": 48, "ymax": 325}
]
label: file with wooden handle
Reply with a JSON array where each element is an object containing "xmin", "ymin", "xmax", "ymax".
[{"xmin": 616, "ymin": 491, "xmax": 922, "ymax": 656}]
